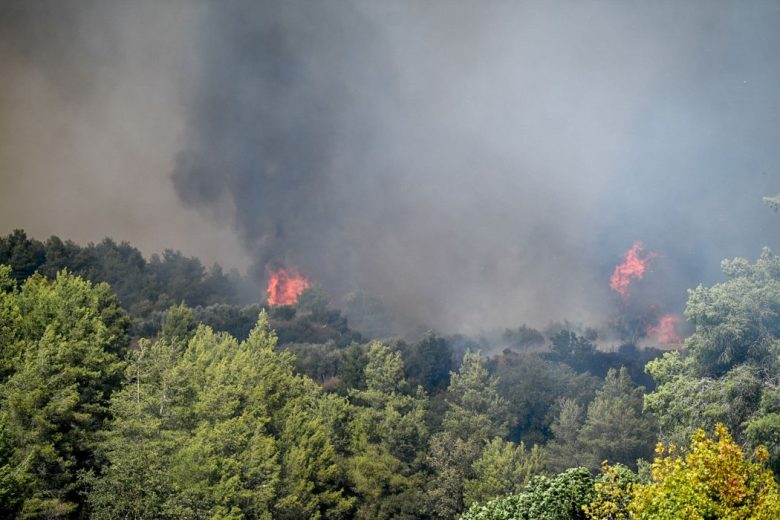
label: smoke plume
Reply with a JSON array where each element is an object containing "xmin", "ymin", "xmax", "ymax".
[
  {"xmin": 3, "ymin": 1, "xmax": 780, "ymax": 334},
  {"xmin": 172, "ymin": 1, "xmax": 780, "ymax": 334}
]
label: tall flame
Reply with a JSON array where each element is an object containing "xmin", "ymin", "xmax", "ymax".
[
  {"xmin": 266, "ymin": 267, "xmax": 310, "ymax": 306},
  {"xmin": 610, "ymin": 241, "xmax": 655, "ymax": 300},
  {"xmin": 646, "ymin": 314, "xmax": 682, "ymax": 345}
]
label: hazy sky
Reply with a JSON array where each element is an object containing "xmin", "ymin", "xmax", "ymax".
[
  {"xmin": 0, "ymin": 1, "xmax": 248, "ymax": 269},
  {"xmin": 2, "ymin": 1, "xmax": 780, "ymax": 334}
]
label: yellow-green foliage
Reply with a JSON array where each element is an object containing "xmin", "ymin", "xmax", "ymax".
[
  {"xmin": 583, "ymin": 462, "xmax": 637, "ymax": 520},
  {"xmin": 588, "ymin": 424, "xmax": 780, "ymax": 520}
]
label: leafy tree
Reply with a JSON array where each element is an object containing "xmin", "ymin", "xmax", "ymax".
[
  {"xmin": 159, "ymin": 302, "xmax": 196, "ymax": 343},
  {"xmin": 685, "ymin": 249, "xmax": 780, "ymax": 377},
  {"xmin": 38, "ymin": 236, "xmax": 80, "ymax": 278},
  {"xmin": 81, "ymin": 239, "xmax": 152, "ymax": 312},
  {"xmin": 85, "ymin": 340, "xmax": 187, "ymax": 519},
  {"xmin": 347, "ymin": 342, "xmax": 428, "ymax": 519},
  {"xmin": 349, "ymin": 342, "xmax": 428, "ymax": 462},
  {"xmin": 0, "ymin": 268, "xmax": 129, "ymax": 517},
  {"xmin": 577, "ymin": 367, "xmax": 656, "ymax": 471},
  {"xmin": 550, "ymin": 330, "xmax": 596, "ymax": 360},
  {"xmin": 644, "ymin": 351, "xmax": 709, "ymax": 446},
  {"xmin": 646, "ymin": 250, "xmax": 780, "ymax": 465},
  {"xmin": 296, "ymin": 285, "xmax": 329, "ymax": 316},
  {"xmin": 494, "ymin": 350, "xmax": 598, "ymax": 445},
  {"xmin": 269, "ymin": 304, "xmax": 359, "ymax": 347},
  {"xmin": 473, "ymin": 426, "xmax": 780, "ymax": 520},
  {"xmin": 88, "ymin": 313, "xmax": 355, "ymax": 519},
  {"xmin": 283, "ymin": 341, "xmax": 345, "ymax": 390},
  {"xmin": 346, "ymin": 445, "xmax": 425, "ymax": 520},
  {"xmin": 582, "ymin": 462, "xmax": 638, "ymax": 520},
  {"xmin": 463, "ymin": 438, "xmax": 546, "ymax": 507},
  {"xmin": 629, "ymin": 424, "xmax": 780, "ymax": 519},
  {"xmin": 362, "ymin": 341, "xmax": 406, "ymax": 395},
  {"xmin": 546, "ymin": 398, "xmax": 587, "ymax": 472},
  {"xmin": 460, "ymin": 467, "xmax": 595, "ymax": 520},
  {"xmin": 0, "ymin": 230, "xmax": 46, "ymax": 283},
  {"xmin": 745, "ymin": 386, "xmax": 780, "ymax": 473},
  {"xmin": 501, "ymin": 325, "xmax": 545, "ymax": 351},
  {"xmin": 0, "ymin": 230, "xmax": 249, "ymax": 339},
  {"xmin": 192, "ymin": 303, "xmax": 263, "ymax": 341},
  {"xmin": 443, "ymin": 352, "xmax": 509, "ymax": 441},
  {"xmin": 428, "ymin": 352, "xmax": 509, "ymax": 518},
  {"xmin": 401, "ymin": 333, "xmax": 453, "ymax": 395}
]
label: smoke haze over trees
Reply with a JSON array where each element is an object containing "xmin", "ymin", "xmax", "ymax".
[
  {"xmin": 5, "ymin": 1, "xmax": 780, "ymax": 518},
  {"xmin": 3, "ymin": 1, "xmax": 780, "ymax": 334}
]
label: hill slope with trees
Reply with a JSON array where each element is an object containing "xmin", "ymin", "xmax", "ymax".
[{"xmin": 3, "ymin": 212, "xmax": 780, "ymax": 517}]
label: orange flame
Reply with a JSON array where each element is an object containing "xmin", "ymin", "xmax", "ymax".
[
  {"xmin": 610, "ymin": 241, "xmax": 655, "ymax": 300},
  {"xmin": 646, "ymin": 314, "xmax": 682, "ymax": 344},
  {"xmin": 266, "ymin": 267, "xmax": 310, "ymax": 306}
]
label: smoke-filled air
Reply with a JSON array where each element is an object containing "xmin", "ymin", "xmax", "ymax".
[
  {"xmin": 3, "ymin": 0, "xmax": 780, "ymax": 336},
  {"xmin": 4, "ymin": 2, "xmax": 780, "ymax": 518}
]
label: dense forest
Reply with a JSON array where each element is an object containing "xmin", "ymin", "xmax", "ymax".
[
  {"xmin": 5, "ymin": 0, "xmax": 780, "ymax": 517},
  {"xmin": 2, "ymin": 201, "xmax": 780, "ymax": 519}
]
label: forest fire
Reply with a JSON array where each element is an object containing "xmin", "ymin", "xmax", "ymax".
[
  {"xmin": 646, "ymin": 314, "xmax": 682, "ymax": 345},
  {"xmin": 266, "ymin": 267, "xmax": 310, "ymax": 306},
  {"xmin": 610, "ymin": 241, "xmax": 655, "ymax": 300}
]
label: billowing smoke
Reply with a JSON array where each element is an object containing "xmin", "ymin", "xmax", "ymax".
[
  {"xmin": 0, "ymin": 1, "xmax": 248, "ymax": 268},
  {"xmin": 173, "ymin": 1, "xmax": 388, "ymax": 295},
  {"xmin": 172, "ymin": 1, "xmax": 780, "ymax": 334},
  {"xmin": 3, "ymin": 1, "xmax": 780, "ymax": 335}
]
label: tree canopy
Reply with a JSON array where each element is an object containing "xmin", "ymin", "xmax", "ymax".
[{"xmin": 2, "ymin": 223, "xmax": 780, "ymax": 519}]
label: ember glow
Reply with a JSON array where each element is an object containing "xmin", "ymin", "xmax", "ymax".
[
  {"xmin": 610, "ymin": 241, "xmax": 656, "ymax": 300},
  {"xmin": 646, "ymin": 314, "xmax": 682, "ymax": 345},
  {"xmin": 266, "ymin": 267, "xmax": 310, "ymax": 306}
]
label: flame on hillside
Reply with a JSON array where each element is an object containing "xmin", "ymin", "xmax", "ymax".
[
  {"xmin": 646, "ymin": 313, "xmax": 682, "ymax": 345},
  {"xmin": 610, "ymin": 241, "xmax": 656, "ymax": 300},
  {"xmin": 266, "ymin": 267, "xmax": 309, "ymax": 306}
]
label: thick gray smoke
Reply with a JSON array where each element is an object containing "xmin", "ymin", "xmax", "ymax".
[
  {"xmin": 0, "ymin": 1, "xmax": 247, "ymax": 269},
  {"xmin": 3, "ymin": 1, "xmax": 780, "ymax": 335},
  {"xmin": 173, "ymin": 1, "xmax": 780, "ymax": 334}
]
